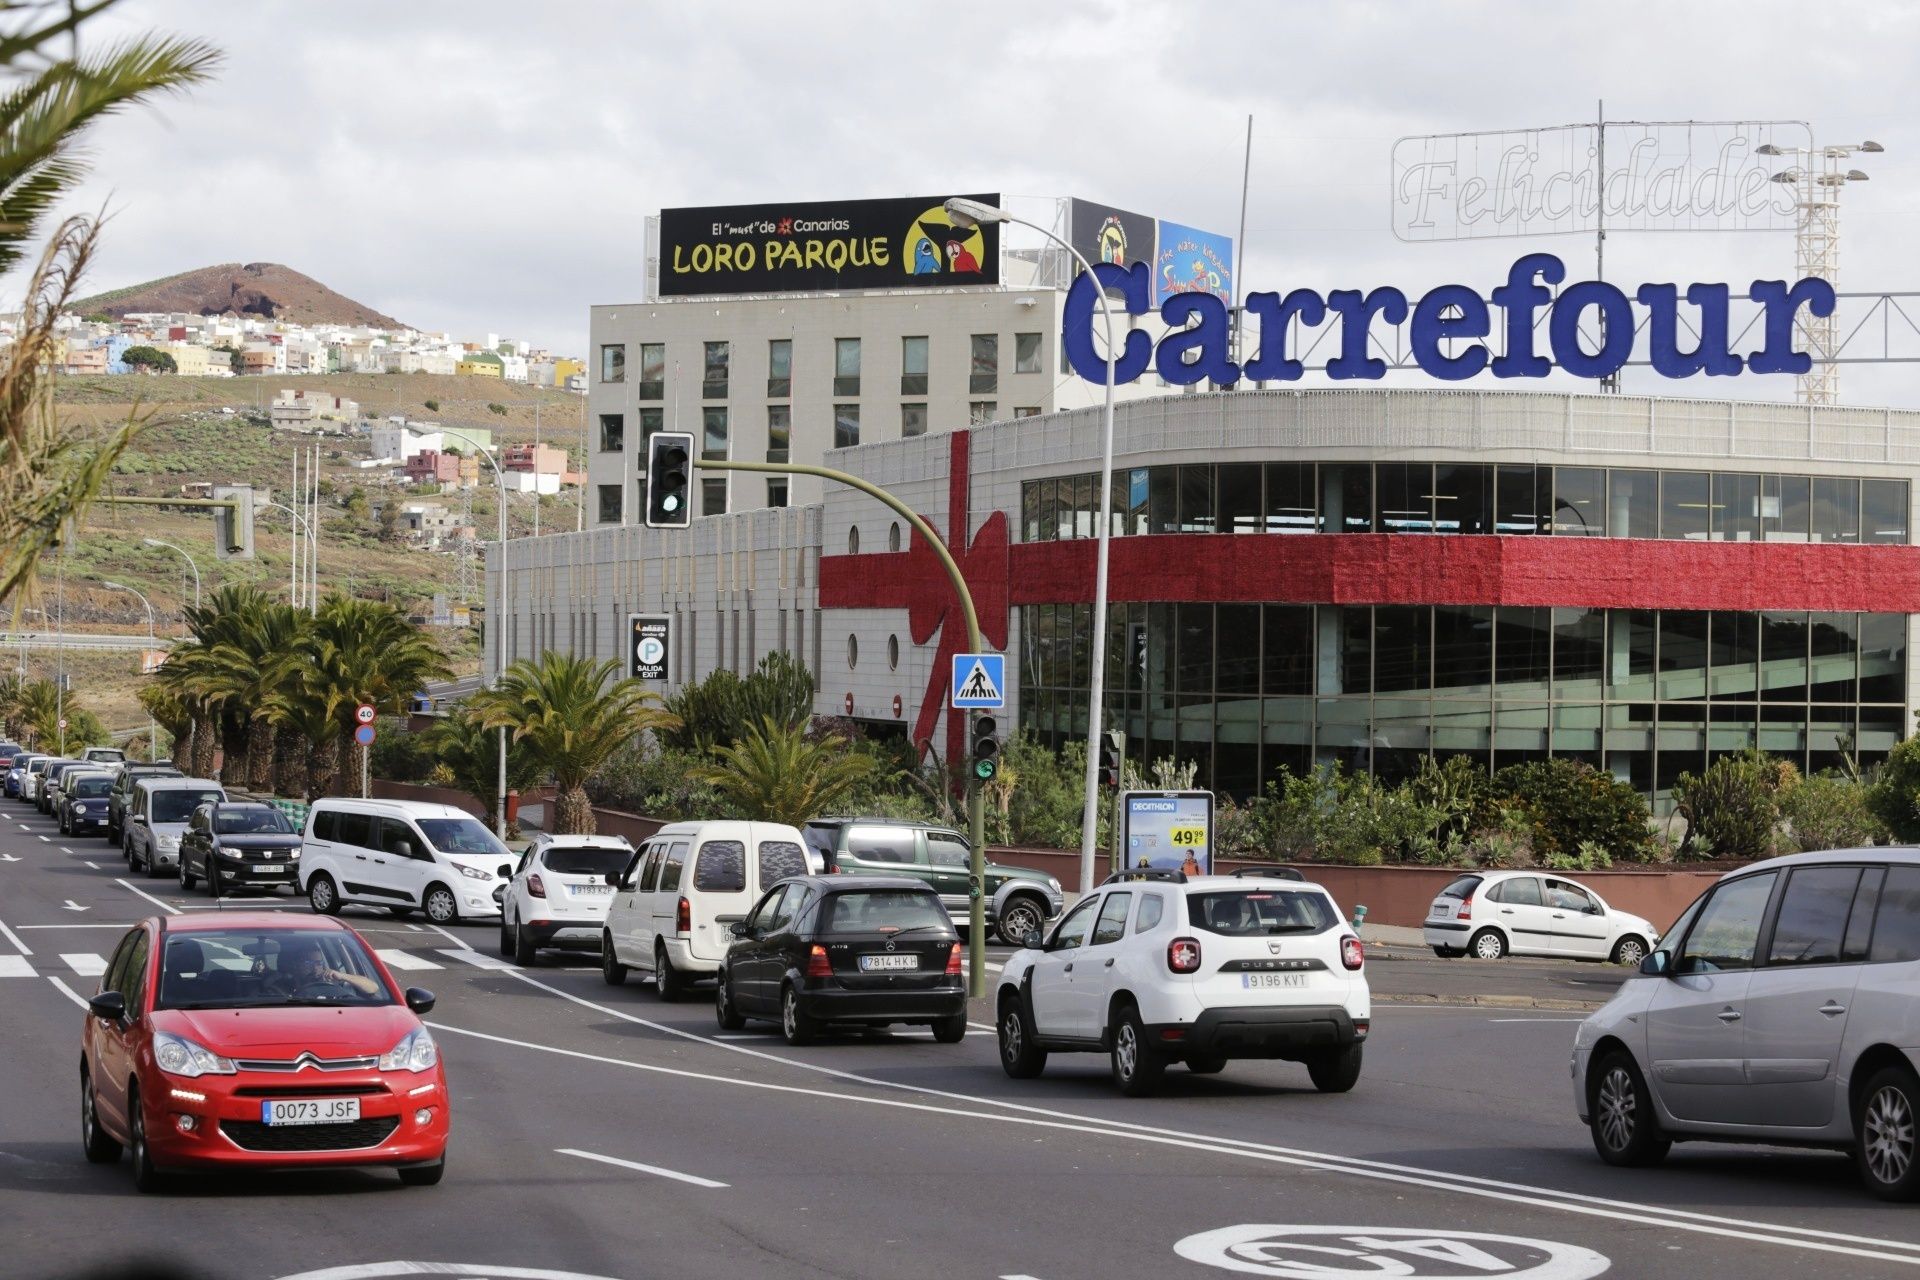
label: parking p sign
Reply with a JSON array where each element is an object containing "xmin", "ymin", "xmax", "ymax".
[{"xmin": 629, "ymin": 614, "xmax": 671, "ymax": 681}]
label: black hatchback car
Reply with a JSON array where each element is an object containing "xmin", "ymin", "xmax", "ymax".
[
  {"xmin": 715, "ymin": 875, "xmax": 967, "ymax": 1046},
  {"xmin": 57, "ymin": 769, "xmax": 115, "ymax": 834},
  {"xmin": 177, "ymin": 801, "xmax": 303, "ymax": 897}
]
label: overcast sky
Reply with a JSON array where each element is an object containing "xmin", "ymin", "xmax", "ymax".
[{"xmin": 31, "ymin": 0, "xmax": 1920, "ymax": 404}]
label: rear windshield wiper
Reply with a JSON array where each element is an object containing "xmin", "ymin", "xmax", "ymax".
[{"xmin": 875, "ymin": 924, "xmax": 953, "ymax": 938}]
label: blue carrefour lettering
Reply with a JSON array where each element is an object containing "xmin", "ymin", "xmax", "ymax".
[{"xmin": 1062, "ymin": 262, "xmax": 1153, "ymax": 385}]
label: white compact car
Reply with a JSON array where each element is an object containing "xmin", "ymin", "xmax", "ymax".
[
  {"xmin": 996, "ymin": 869, "xmax": 1371, "ymax": 1096},
  {"xmin": 300, "ymin": 797, "xmax": 511, "ymax": 923},
  {"xmin": 499, "ymin": 833, "xmax": 634, "ymax": 965},
  {"xmin": 1423, "ymin": 869, "xmax": 1660, "ymax": 965}
]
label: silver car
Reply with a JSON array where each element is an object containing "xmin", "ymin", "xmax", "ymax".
[{"xmin": 1574, "ymin": 848, "xmax": 1920, "ymax": 1200}]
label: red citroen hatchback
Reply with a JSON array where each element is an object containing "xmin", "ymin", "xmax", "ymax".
[{"xmin": 79, "ymin": 912, "xmax": 449, "ymax": 1191}]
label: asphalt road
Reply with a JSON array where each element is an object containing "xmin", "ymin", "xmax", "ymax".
[{"xmin": 3, "ymin": 803, "xmax": 1918, "ymax": 1280}]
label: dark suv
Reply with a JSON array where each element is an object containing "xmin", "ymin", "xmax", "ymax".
[{"xmin": 803, "ymin": 819, "xmax": 1062, "ymax": 945}]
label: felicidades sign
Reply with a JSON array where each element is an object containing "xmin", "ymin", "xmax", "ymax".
[{"xmin": 658, "ymin": 194, "xmax": 1002, "ymax": 296}]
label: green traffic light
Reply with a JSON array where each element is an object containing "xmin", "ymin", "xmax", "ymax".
[
  {"xmin": 974, "ymin": 759, "xmax": 997, "ymax": 781},
  {"xmin": 662, "ymin": 496, "xmax": 680, "ymax": 512}
]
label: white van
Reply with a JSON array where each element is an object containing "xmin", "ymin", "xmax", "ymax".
[
  {"xmin": 125, "ymin": 776, "xmax": 227, "ymax": 876},
  {"xmin": 299, "ymin": 798, "xmax": 511, "ymax": 924},
  {"xmin": 601, "ymin": 820, "xmax": 813, "ymax": 1000}
]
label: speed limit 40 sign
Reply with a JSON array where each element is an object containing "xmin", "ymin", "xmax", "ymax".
[{"xmin": 354, "ymin": 703, "xmax": 377, "ymax": 726}]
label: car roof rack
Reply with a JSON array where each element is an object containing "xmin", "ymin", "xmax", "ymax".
[
  {"xmin": 1101, "ymin": 868, "xmax": 1186, "ymax": 885},
  {"xmin": 1229, "ymin": 865, "xmax": 1306, "ymax": 881}
]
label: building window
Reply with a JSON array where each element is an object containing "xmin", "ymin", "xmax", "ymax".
[
  {"xmin": 1813, "ymin": 477, "xmax": 1861, "ymax": 543},
  {"xmin": 767, "ymin": 478, "xmax": 788, "ymax": 508},
  {"xmin": 1865, "ymin": 479, "xmax": 1909, "ymax": 544},
  {"xmin": 639, "ymin": 407, "xmax": 664, "ymax": 449},
  {"xmin": 887, "ymin": 634, "xmax": 899, "ymax": 669},
  {"xmin": 969, "ymin": 400, "xmax": 997, "ymax": 425},
  {"xmin": 834, "ymin": 337, "xmax": 860, "ymax": 396},
  {"xmin": 596, "ymin": 484, "xmax": 622, "ymax": 524},
  {"xmin": 847, "ymin": 634, "xmax": 858, "ymax": 669},
  {"xmin": 834, "ymin": 404, "xmax": 860, "ymax": 449},
  {"xmin": 1014, "ymin": 406, "xmax": 1041, "ymax": 418},
  {"xmin": 1015, "ymin": 332, "xmax": 1042, "ymax": 374},
  {"xmin": 599, "ymin": 344, "xmax": 625, "ymax": 385},
  {"xmin": 637, "ymin": 343, "xmax": 663, "ymax": 399},
  {"xmin": 901, "ymin": 336, "xmax": 928, "ymax": 395},
  {"xmin": 767, "ymin": 405, "xmax": 790, "ymax": 463},
  {"xmin": 701, "ymin": 477, "xmax": 727, "ymax": 517},
  {"xmin": 1661, "ymin": 470, "xmax": 1710, "ymax": 540},
  {"xmin": 970, "ymin": 334, "xmax": 998, "ymax": 394},
  {"xmin": 597, "ymin": 413, "xmax": 624, "ymax": 453},
  {"xmin": 702, "ymin": 407, "xmax": 728, "ymax": 461},
  {"xmin": 1553, "ymin": 467, "xmax": 1605, "ymax": 536},
  {"xmin": 848, "ymin": 526, "xmax": 860, "ymax": 554},
  {"xmin": 767, "ymin": 339, "xmax": 791, "ymax": 398},
  {"xmin": 901, "ymin": 403, "xmax": 927, "ymax": 437},
  {"xmin": 702, "ymin": 341, "xmax": 729, "ymax": 398},
  {"xmin": 887, "ymin": 522, "xmax": 901, "ymax": 552}
]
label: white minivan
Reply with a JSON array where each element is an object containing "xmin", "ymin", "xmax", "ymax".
[
  {"xmin": 300, "ymin": 798, "xmax": 511, "ymax": 924},
  {"xmin": 601, "ymin": 820, "xmax": 814, "ymax": 1000}
]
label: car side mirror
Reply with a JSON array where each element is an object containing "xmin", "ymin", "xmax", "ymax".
[
  {"xmin": 405, "ymin": 987, "xmax": 436, "ymax": 1015},
  {"xmin": 391, "ymin": 840, "xmax": 413, "ymax": 858},
  {"xmin": 132, "ymin": 815, "xmax": 147, "ymax": 826},
  {"xmin": 603, "ymin": 873, "xmax": 619, "ymax": 887},
  {"xmin": 729, "ymin": 921, "xmax": 751, "ymax": 938},
  {"xmin": 1023, "ymin": 930, "xmax": 1044, "ymax": 950},
  {"xmin": 497, "ymin": 863, "xmax": 513, "ymax": 879},
  {"xmin": 1639, "ymin": 951, "xmax": 1672, "ymax": 978},
  {"xmin": 88, "ymin": 991, "xmax": 126, "ymax": 1022}
]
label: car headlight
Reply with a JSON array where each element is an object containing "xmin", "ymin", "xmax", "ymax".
[
  {"xmin": 1046, "ymin": 876, "xmax": 1061, "ymax": 893},
  {"xmin": 455, "ymin": 864, "xmax": 492, "ymax": 882},
  {"xmin": 156, "ymin": 834, "xmax": 180, "ymax": 850},
  {"xmin": 152, "ymin": 1030, "xmax": 236, "ymax": 1078},
  {"xmin": 73, "ymin": 804, "xmax": 90, "ymax": 814},
  {"xmin": 378, "ymin": 1028, "xmax": 437, "ymax": 1072}
]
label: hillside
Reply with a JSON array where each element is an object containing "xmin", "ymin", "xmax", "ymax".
[{"xmin": 72, "ymin": 262, "xmax": 404, "ymax": 328}]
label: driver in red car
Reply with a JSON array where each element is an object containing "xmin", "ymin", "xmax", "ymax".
[{"xmin": 269, "ymin": 939, "xmax": 380, "ymax": 997}]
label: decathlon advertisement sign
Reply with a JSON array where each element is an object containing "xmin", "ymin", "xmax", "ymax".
[
  {"xmin": 1120, "ymin": 791, "xmax": 1214, "ymax": 876},
  {"xmin": 658, "ymin": 194, "xmax": 1001, "ymax": 296}
]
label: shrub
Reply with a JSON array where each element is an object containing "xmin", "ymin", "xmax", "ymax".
[
  {"xmin": 585, "ymin": 740, "xmax": 725, "ymax": 821},
  {"xmin": 1245, "ymin": 764, "xmax": 1449, "ymax": 866},
  {"xmin": 660, "ymin": 652, "xmax": 815, "ymax": 752},
  {"xmin": 1458, "ymin": 808, "xmax": 1535, "ymax": 869},
  {"xmin": 1674, "ymin": 750, "xmax": 1797, "ymax": 860},
  {"xmin": 487, "ymin": 402, "xmax": 507, "ymax": 416},
  {"xmin": 1786, "ymin": 771, "xmax": 1887, "ymax": 852},
  {"xmin": 1867, "ymin": 736, "xmax": 1920, "ymax": 842},
  {"xmin": 369, "ymin": 716, "xmax": 435, "ymax": 783},
  {"xmin": 1493, "ymin": 758, "xmax": 1654, "ymax": 862},
  {"xmin": 423, "ymin": 399, "xmax": 439, "ymax": 412}
]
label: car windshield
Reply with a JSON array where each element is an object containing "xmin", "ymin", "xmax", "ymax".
[
  {"xmin": 216, "ymin": 808, "xmax": 294, "ymax": 835},
  {"xmin": 153, "ymin": 929, "xmax": 393, "ymax": 1009},
  {"xmin": 1186, "ymin": 889, "xmax": 1338, "ymax": 936},
  {"xmin": 418, "ymin": 816, "xmax": 507, "ymax": 856},
  {"xmin": 543, "ymin": 846, "xmax": 631, "ymax": 876},
  {"xmin": 70, "ymin": 777, "xmax": 111, "ymax": 798},
  {"xmin": 151, "ymin": 789, "xmax": 224, "ymax": 824},
  {"xmin": 823, "ymin": 889, "xmax": 952, "ymax": 935}
]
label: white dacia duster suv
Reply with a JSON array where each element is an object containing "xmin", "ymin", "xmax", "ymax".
[{"xmin": 996, "ymin": 867, "xmax": 1370, "ymax": 1096}]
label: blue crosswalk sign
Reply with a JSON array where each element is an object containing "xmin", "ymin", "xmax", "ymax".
[{"xmin": 950, "ymin": 652, "xmax": 1005, "ymax": 709}]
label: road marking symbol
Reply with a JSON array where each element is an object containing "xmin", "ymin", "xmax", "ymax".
[
  {"xmin": 61, "ymin": 954, "xmax": 107, "ymax": 976},
  {"xmin": 0, "ymin": 955, "xmax": 33, "ymax": 977},
  {"xmin": 556, "ymin": 1147, "xmax": 728, "ymax": 1188},
  {"xmin": 1175, "ymin": 1225, "xmax": 1610, "ymax": 1279},
  {"xmin": 62, "ymin": 900, "xmax": 87, "ymax": 912},
  {"xmin": 115, "ymin": 878, "xmax": 180, "ymax": 915},
  {"xmin": 0, "ymin": 853, "xmax": 18, "ymax": 862}
]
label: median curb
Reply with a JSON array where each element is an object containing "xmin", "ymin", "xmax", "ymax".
[{"xmin": 1373, "ymin": 992, "xmax": 1606, "ymax": 1012}]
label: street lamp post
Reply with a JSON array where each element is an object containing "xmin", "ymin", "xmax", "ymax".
[
  {"xmin": 104, "ymin": 580, "xmax": 158, "ymax": 761},
  {"xmin": 439, "ymin": 427, "xmax": 512, "ymax": 840},
  {"xmin": 945, "ymin": 197, "xmax": 1119, "ymax": 899},
  {"xmin": 142, "ymin": 537, "xmax": 202, "ymax": 618},
  {"xmin": 260, "ymin": 501, "xmax": 317, "ymax": 615}
]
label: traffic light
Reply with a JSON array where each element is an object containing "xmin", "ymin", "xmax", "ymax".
[
  {"xmin": 1098, "ymin": 730, "xmax": 1124, "ymax": 789},
  {"xmin": 212, "ymin": 483, "xmax": 255, "ymax": 559},
  {"xmin": 644, "ymin": 431, "xmax": 694, "ymax": 529},
  {"xmin": 970, "ymin": 715, "xmax": 999, "ymax": 782}
]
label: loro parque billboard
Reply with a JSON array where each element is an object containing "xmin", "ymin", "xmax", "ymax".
[{"xmin": 658, "ymin": 194, "xmax": 1002, "ymax": 296}]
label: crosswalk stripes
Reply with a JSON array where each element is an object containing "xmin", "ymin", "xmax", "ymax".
[
  {"xmin": 436, "ymin": 948, "xmax": 515, "ymax": 970},
  {"xmin": 375, "ymin": 948, "xmax": 443, "ymax": 971},
  {"xmin": 0, "ymin": 955, "xmax": 32, "ymax": 977},
  {"xmin": 60, "ymin": 954, "xmax": 107, "ymax": 976}
]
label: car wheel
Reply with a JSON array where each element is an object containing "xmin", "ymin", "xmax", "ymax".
[
  {"xmin": 932, "ymin": 1013, "xmax": 967, "ymax": 1044},
  {"xmin": 1109, "ymin": 1001, "xmax": 1166, "ymax": 1097},
  {"xmin": 1589, "ymin": 1049, "xmax": 1671, "ymax": 1168},
  {"xmin": 1469, "ymin": 928, "xmax": 1507, "ymax": 960},
  {"xmin": 178, "ymin": 854, "xmax": 196, "ymax": 892},
  {"xmin": 1610, "ymin": 935, "xmax": 1649, "ymax": 967},
  {"xmin": 998, "ymin": 994, "xmax": 1046, "ymax": 1079},
  {"xmin": 422, "ymin": 884, "xmax": 459, "ymax": 925},
  {"xmin": 655, "ymin": 943, "xmax": 688, "ymax": 1002},
  {"xmin": 1306, "ymin": 1043, "xmax": 1364, "ymax": 1093},
  {"xmin": 398, "ymin": 1155, "xmax": 446, "ymax": 1187},
  {"xmin": 995, "ymin": 896, "xmax": 1045, "ymax": 946},
  {"xmin": 307, "ymin": 873, "xmax": 341, "ymax": 916},
  {"xmin": 128, "ymin": 1086, "xmax": 165, "ymax": 1193},
  {"xmin": 1857, "ymin": 1064, "xmax": 1920, "ymax": 1200},
  {"xmin": 601, "ymin": 934, "xmax": 628, "ymax": 986},
  {"xmin": 1186, "ymin": 1054, "xmax": 1228, "ymax": 1075},
  {"xmin": 513, "ymin": 917, "xmax": 537, "ymax": 967},
  {"xmin": 715, "ymin": 970, "xmax": 746, "ymax": 1030},
  {"xmin": 80, "ymin": 1068, "xmax": 121, "ymax": 1163},
  {"xmin": 145, "ymin": 843, "xmax": 167, "ymax": 879},
  {"xmin": 780, "ymin": 983, "xmax": 816, "ymax": 1046}
]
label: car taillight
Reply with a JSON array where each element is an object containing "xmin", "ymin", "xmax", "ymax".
[
  {"xmin": 1456, "ymin": 896, "xmax": 1473, "ymax": 921},
  {"xmin": 526, "ymin": 874, "xmax": 546, "ymax": 898},
  {"xmin": 946, "ymin": 942, "xmax": 962, "ymax": 976},
  {"xmin": 1167, "ymin": 936, "xmax": 1202, "ymax": 974},
  {"xmin": 676, "ymin": 897, "xmax": 690, "ymax": 933},
  {"xmin": 807, "ymin": 944, "xmax": 832, "ymax": 977},
  {"xmin": 1342, "ymin": 936, "xmax": 1365, "ymax": 971}
]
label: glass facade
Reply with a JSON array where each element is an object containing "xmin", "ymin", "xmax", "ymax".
[
  {"xmin": 1018, "ymin": 602, "xmax": 1907, "ymax": 809},
  {"xmin": 1022, "ymin": 462, "xmax": 1910, "ymax": 544}
]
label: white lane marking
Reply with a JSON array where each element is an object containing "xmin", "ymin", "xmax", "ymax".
[
  {"xmin": 61, "ymin": 954, "xmax": 108, "ymax": 976},
  {"xmin": 37, "ymin": 834, "xmax": 48, "ymax": 842},
  {"xmin": 710, "ymin": 1033, "xmax": 762, "ymax": 1041},
  {"xmin": 84, "ymin": 861, "xmax": 98, "ymax": 869},
  {"xmin": 555, "ymin": 1147, "xmax": 728, "ymax": 1188},
  {"xmin": 0, "ymin": 915, "xmax": 34, "ymax": 955},
  {"xmin": 436, "ymin": 1021, "xmax": 1920, "ymax": 1268},
  {"xmin": 405, "ymin": 923, "xmax": 424, "ymax": 932},
  {"xmin": 1487, "ymin": 1018, "xmax": 1588, "ymax": 1024},
  {"xmin": 436, "ymin": 949, "xmax": 513, "ymax": 970},
  {"xmin": 0, "ymin": 955, "xmax": 33, "ymax": 977},
  {"xmin": 46, "ymin": 975, "xmax": 90, "ymax": 1010},
  {"xmin": 175, "ymin": 903, "xmax": 298, "ymax": 911},
  {"xmin": 967, "ymin": 1021, "xmax": 995, "ymax": 1032},
  {"xmin": 375, "ymin": 949, "xmax": 443, "ymax": 971},
  {"xmin": 16, "ymin": 923, "xmax": 132, "ymax": 929},
  {"xmin": 114, "ymin": 878, "xmax": 180, "ymax": 915},
  {"xmin": 60, "ymin": 846, "xmax": 74, "ymax": 854},
  {"xmin": 270, "ymin": 1262, "xmax": 627, "ymax": 1280},
  {"xmin": 491, "ymin": 969, "xmax": 1920, "ymax": 1264},
  {"xmin": 426, "ymin": 922, "xmax": 470, "ymax": 951},
  {"xmin": 61, "ymin": 899, "xmax": 88, "ymax": 912}
]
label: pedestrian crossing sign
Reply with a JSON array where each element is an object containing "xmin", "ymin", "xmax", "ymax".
[{"xmin": 950, "ymin": 652, "xmax": 1005, "ymax": 709}]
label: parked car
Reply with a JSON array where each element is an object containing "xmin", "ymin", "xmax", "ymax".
[
  {"xmin": 0, "ymin": 741, "xmax": 20, "ymax": 776},
  {"xmin": 299, "ymin": 798, "xmax": 510, "ymax": 924},
  {"xmin": 602, "ymin": 820, "xmax": 814, "ymax": 1000},
  {"xmin": 803, "ymin": 818, "xmax": 1063, "ymax": 945},
  {"xmin": 106, "ymin": 763, "xmax": 183, "ymax": 843},
  {"xmin": 1424, "ymin": 870, "xmax": 1660, "ymax": 965},
  {"xmin": 177, "ymin": 801, "xmax": 303, "ymax": 897},
  {"xmin": 81, "ymin": 746, "xmax": 127, "ymax": 766},
  {"xmin": 79, "ymin": 911, "xmax": 447, "ymax": 1191},
  {"xmin": 20, "ymin": 754, "xmax": 62, "ymax": 804},
  {"xmin": 40, "ymin": 759, "xmax": 91, "ymax": 815},
  {"xmin": 6, "ymin": 751, "xmax": 44, "ymax": 799},
  {"xmin": 125, "ymin": 777, "xmax": 227, "ymax": 877},
  {"xmin": 57, "ymin": 769, "xmax": 114, "ymax": 835},
  {"xmin": 716, "ymin": 874, "xmax": 967, "ymax": 1045},
  {"xmin": 499, "ymin": 833, "xmax": 633, "ymax": 965},
  {"xmin": 996, "ymin": 869, "xmax": 1371, "ymax": 1097},
  {"xmin": 1573, "ymin": 848, "xmax": 1920, "ymax": 1199}
]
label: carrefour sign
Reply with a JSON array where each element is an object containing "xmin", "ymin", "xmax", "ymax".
[{"xmin": 1062, "ymin": 251, "xmax": 1834, "ymax": 385}]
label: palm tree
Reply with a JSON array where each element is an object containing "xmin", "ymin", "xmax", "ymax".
[
  {"xmin": 696, "ymin": 717, "xmax": 878, "ymax": 828},
  {"xmin": 468, "ymin": 651, "xmax": 679, "ymax": 834},
  {"xmin": 185, "ymin": 594, "xmax": 303, "ymax": 791},
  {"xmin": 303, "ymin": 596, "xmax": 451, "ymax": 796},
  {"xmin": 10, "ymin": 677, "xmax": 57, "ymax": 749},
  {"xmin": 425, "ymin": 710, "xmax": 544, "ymax": 831},
  {"xmin": 136, "ymin": 681, "xmax": 190, "ymax": 764},
  {"xmin": 0, "ymin": 670, "xmax": 25, "ymax": 740}
]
